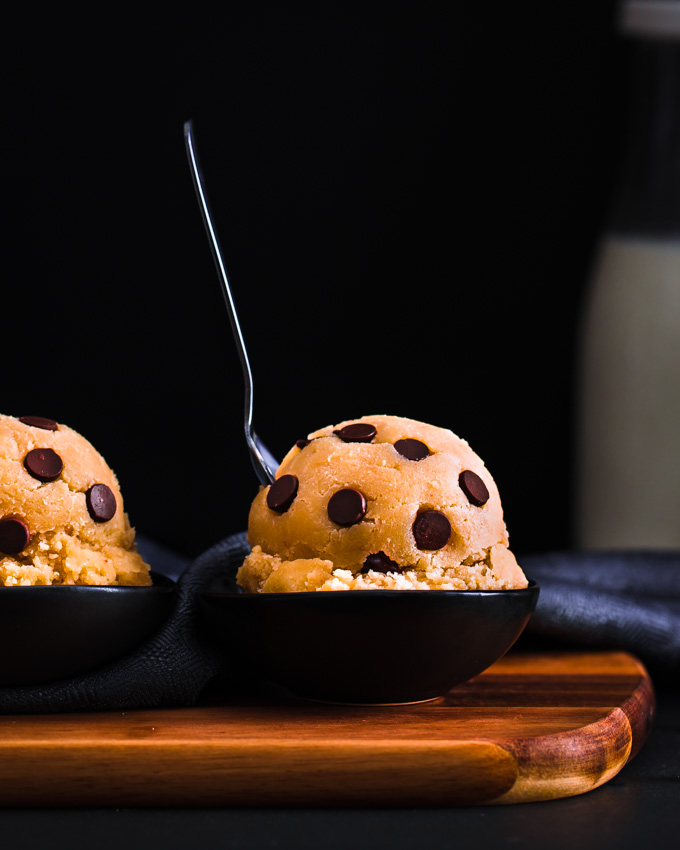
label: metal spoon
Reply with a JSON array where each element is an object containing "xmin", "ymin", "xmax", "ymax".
[{"xmin": 184, "ymin": 119, "xmax": 278, "ymax": 485}]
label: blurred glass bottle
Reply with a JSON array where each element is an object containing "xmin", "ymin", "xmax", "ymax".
[{"xmin": 576, "ymin": 0, "xmax": 680, "ymax": 549}]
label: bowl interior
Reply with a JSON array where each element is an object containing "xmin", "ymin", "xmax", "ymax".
[
  {"xmin": 0, "ymin": 572, "xmax": 176, "ymax": 687},
  {"xmin": 201, "ymin": 569, "xmax": 539, "ymax": 705}
]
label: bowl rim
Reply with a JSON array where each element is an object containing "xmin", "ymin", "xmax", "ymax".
[
  {"xmin": 0, "ymin": 571, "xmax": 176, "ymax": 593},
  {"xmin": 203, "ymin": 577, "xmax": 540, "ymax": 600}
]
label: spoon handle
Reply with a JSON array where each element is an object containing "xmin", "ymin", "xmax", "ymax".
[{"xmin": 183, "ymin": 119, "xmax": 277, "ymax": 485}]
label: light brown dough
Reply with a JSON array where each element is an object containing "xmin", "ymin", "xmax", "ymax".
[
  {"xmin": 0, "ymin": 414, "xmax": 150, "ymax": 586},
  {"xmin": 238, "ymin": 415, "xmax": 527, "ymax": 592}
]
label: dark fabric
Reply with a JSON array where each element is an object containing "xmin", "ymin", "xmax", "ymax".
[
  {"xmin": 0, "ymin": 533, "xmax": 248, "ymax": 714},
  {"xmin": 2, "ymin": 535, "xmax": 679, "ymax": 712},
  {"xmin": 520, "ymin": 550, "xmax": 680, "ymax": 681}
]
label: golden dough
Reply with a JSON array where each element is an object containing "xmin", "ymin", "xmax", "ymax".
[
  {"xmin": 238, "ymin": 415, "xmax": 527, "ymax": 592},
  {"xmin": 0, "ymin": 414, "xmax": 150, "ymax": 586}
]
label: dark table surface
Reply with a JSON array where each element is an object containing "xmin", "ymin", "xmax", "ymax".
[{"xmin": 1, "ymin": 685, "xmax": 677, "ymax": 850}]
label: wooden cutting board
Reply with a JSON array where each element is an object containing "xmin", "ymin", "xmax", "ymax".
[{"xmin": 0, "ymin": 651, "xmax": 655, "ymax": 807}]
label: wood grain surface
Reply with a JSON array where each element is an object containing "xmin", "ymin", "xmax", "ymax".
[{"xmin": 0, "ymin": 651, "xmax": 655, "ymax": 807}]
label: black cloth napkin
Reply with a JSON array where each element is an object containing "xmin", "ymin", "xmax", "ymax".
[
  {"xmin": 2, "ymin": 535, "xmax": 679, "ymax": 713},
  {"xmin": 520, "ymin": 549, "xmax": 680, "ymax": 683},
  {"xmin": 0, "ymin": 533, "xmax": 248, "ymax": 714}
]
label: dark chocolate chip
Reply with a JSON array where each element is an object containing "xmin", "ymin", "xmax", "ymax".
[
  {"xmin": 362, "ymin": 551, "xmax": 402, "ymax": 574},
  {"xmin": 295, "ymin": 439, "xmax": 311, "ymax": 449},
  {"xmin": 412, "ymin": 510, "xmax": 452, "ymax": 550},
  {"xmin": 24, "ymin": 448, "xmax": 63, "ymax": 482},
  {"xmin": 0, "ymin": 517, "xmax": 31, "ymax": 555},
  {"xmin": 86, "ymin": 484, "xmax": 117, "ymax": 522},
  {"xmin": 327, "ymin": 488, "xmax": 367, "ymax": 526},
  {"xmin": 19, "ymin": 416, "xmax": 59, "ymax": 431},
  {"xmin": 394, "ymin": 438, "xmax": 430, "ymax": 461},
  {"xmin": 459, "ymin": 470, "xmax": 490, "ymax": 507},
  {"xmin": 333, "ymin": 423, "xmax": 377, "ymax": 443},
  {"xmin": 266, "ymin": 474, "xmax": 299, "ymax": 513}
]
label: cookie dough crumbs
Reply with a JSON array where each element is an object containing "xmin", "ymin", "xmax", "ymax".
[{"xmin": 238, "ymin": 416, "xmax": 527, "ymax": 593}]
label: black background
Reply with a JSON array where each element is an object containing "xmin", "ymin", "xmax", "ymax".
[{"xmin": 5, "ymin": 2, "xmax": 632, "ymax": 559}]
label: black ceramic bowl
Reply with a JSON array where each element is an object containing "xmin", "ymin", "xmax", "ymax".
[
  {"xmin": 0, "ymin": 572, "xmax": 176, "ymax": 687},
  {"xmin": 201, "ymin": 564, "xmax": 539, "ymax": 705}
]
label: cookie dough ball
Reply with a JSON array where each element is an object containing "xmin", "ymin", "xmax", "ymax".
[
  {"xmin": 238, "ymin": 415, "xmax": 527, "ymax": 592},
  {"xmin": 0, "ymin": 414, "xmax": 151, "ymax": 586}
]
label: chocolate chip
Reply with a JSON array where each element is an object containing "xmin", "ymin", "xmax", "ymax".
[
  {"xmin": 333, "ymin": 423, "xmax": 377, "ymax": 443},
  {"xmin": 0, "ymin": 517, "xmax": 31, "ymax": 555},
  {"xmin": 327, "ymin": 488, "xmax": 367, "ymax": 526},
  {"xmin": 295, "ymin": 439, "xmax": 310, "ymax": 449},
  {"xmin": 412, "ymin": 510, "xmax": 452, "ymax": 550},
  {"xmin": 459, "ymin": 470, "xmax": 490, "ymax": 507},
  {"xmin": 19, "ymin": 416, "xmax": 59, "ymax": 431},
  {"xmin": 86, "ymin": 484, "xmax": 117, "ymax": 522},
  {"xmin": 24, "ymin": 448, "xmax": 63, "ymax": 482},
  {"xmin": 266, "ymin": 474, "xmax": 299, "ymax": 513},
  {"xmin": 362, "ymin": 551, "xmax": 402, "ymax": 574},
  {"xmin": 394, "ymin": 438, "xmax": 430, "ymax": 461}
]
